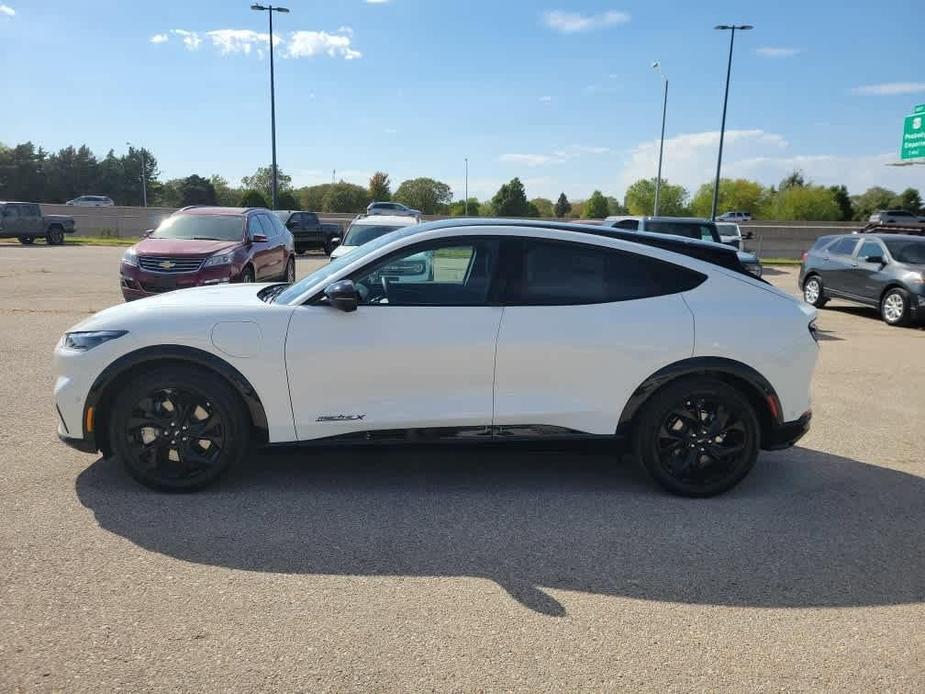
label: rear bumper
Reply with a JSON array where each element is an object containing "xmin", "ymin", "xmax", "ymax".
[{"xmin": 763, "ymin": 411, "xmax": 812, "ymax": 451}]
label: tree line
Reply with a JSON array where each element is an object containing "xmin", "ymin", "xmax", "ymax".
[{"xmin": 1, "ymin": 140, "xmax": 921, "ymax": 221}]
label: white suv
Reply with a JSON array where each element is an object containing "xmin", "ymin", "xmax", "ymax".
[
  {"xmin": 717, "ymin": 211, "xmax": 751, "ymax": 223},
  {"xmin": 54, "ymin": 220, "xmax": 818, "ymax": 497},
  {"xmin": 66, "ymin": 195, "xmax": 115, "ymax": 207},
  {"xmin": 329, "ymin": 214, "xmax": 419, "ymax": 261}
]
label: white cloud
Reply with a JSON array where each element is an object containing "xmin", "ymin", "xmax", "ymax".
[
  {"xmin": 0, "ymin": 4, "xmax": 15, "ymax": 17},
  {"xmin": 539, "ymin": 95, "xmax": 552, "ymax": 103},
  {"xmin": 500, "ymin": 145, "xmax": 611, "ymax": 168},
  {"xmin": 171, "ymin": 29, "xmax": 202, "ymax": 50},
  {"xmin": 755, "ymin": 47, "xmax": 800, "ymax": 58},
  {"xmin": 365, "ymin": 0, "xmax": 389, "ymax": 3},
  {"xmin": 155, "ymin": 27, "xmax": 360, "ymax": 60},
  {"xmin": 287, "ymin": 30, "xmax": 361, "ymax": 60},
  {"xmin": 542, "ymin": 10, "xmax": 630, "ymax": 34},
  {"xmin": 850, "ymin": 82, "xmax": 925, "ymax": 96},
  {"xmin": 617, "ymin": 128, "xmax": 922, "ymax": 195}
]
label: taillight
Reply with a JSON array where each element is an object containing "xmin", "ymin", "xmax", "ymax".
[{"xmin": 801, "ymin": 251, "xmax": 808, "ymax": 262}]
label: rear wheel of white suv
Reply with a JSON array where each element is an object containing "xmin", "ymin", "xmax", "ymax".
[
  {"xmin": 634, "ymin": 377, "xmax": 760, "ymax": 497},
  {"xmin": 108, "ymin": 366, "xmax": 250, "ymax": 491}
]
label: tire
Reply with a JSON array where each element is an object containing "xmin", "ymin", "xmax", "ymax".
[
  {"xmin": 45, "ymin": 226, "xmax": 65, "ymax": 246},
  {"xmin": 17, "ymin": 236, "xmax": 35, "ymax": 245},
  {"xmin": 240, "ymin": 266, "xmax": 255, "ymax": 283},
  {"xmin": 880, "ymin": 287, "xmax": 911, "ymax": 327},
  {"xmin": 283, "ymin": 256, "xmax": 295, "ymax": 283},
  {"xmin": 633, "ymin": 377, "xmax": 760, "ymax": 497},
  {"xmin": 802, "ymin": 274, "xmax": 827, "ymax": 308},
  {"xmin": 107, "ymin": 366, "xmax": 250, "ymax": 492}
]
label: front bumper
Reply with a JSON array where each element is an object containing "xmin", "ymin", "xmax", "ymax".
[
  {"xmin": 293, "ymin": 232, "xmax": 325, "ymax": 251},
  {"xmin": 120, "ymin": 262, "xmax": 240, "ymax": 300},
  {"xmin": 58, "ymin": 431, "xmax": 97, "ymax": 454},
  {"xmin": 762, "ymin": 410, "xmax": 812, "ymax": 451}
]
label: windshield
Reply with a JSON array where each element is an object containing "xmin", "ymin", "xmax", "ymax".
[
  {"xmin": 715, "ymin": 223, "xmax": 740, "ymax": 237},
  {"xmin": 343, "ymin": 223, "xmax": 408, "ymax": 247},
  {"xmin": 647, "ymin": 220, "xmax": 718, "ymax": 242},
  {"xmin": 151, "ymin": 214, "xmax": 244, "ymax": 241},
  {"xmin": 884, "ymin": 238, "xmax": 925, "ymax": 264},
  {"xmin": 273, "ymin": 211, "xmax": 291, "ymax": 221},
  {"xmin": 275, "ymin": 228, "xmax": 410, "ymax": 304}
]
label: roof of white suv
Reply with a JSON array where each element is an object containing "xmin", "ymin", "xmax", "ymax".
[{"xmin": 351, "ymin": 214, "xmax": 417, "ymax": 226}]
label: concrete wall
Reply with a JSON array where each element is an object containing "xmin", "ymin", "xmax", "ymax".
[{"xmin": 42, "ymin": 204, "xmax": 861, "ymax": 259}]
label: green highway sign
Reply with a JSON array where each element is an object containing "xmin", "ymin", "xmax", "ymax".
[
  {"xmin": 902, "ymin": 112, "xmax": 925, "ymax": 160},
  {"xmin": 915, "ymin": 104, "xmax": 925, "ymax": 115}
]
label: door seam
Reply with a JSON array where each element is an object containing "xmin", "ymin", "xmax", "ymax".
[{"xmin": 490, "ymin": 306, "xmax": 506, "ymax": 434}]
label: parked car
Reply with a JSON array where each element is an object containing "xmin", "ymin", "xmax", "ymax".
[
  {"xmin": 799, "ymin": 233, "xmax": 925, "ymax": 326},
  {"xmin": 602, "ymin": 216, "xmax": 763, "ymax": 277},
  {"xmin": 329, "ymin": 215, "xmax": 419, "ymax": 261},
  {"xmin": 867, "ymin": 210, "xmax": 925, "ymax": 226},
  {"xmin": 0, "ymin": 201, "xmax": 76, "ymax": 245},
  {"xmin": 119, "ymin": 206, "xmax": 295, "ymax": 301},
  {"xmin": 367, "ymin": 201, "xmax": 421, "ymax": 218},
  {"xmin": 66, "ymin": 195, "xmax": 114, "ymax": 207},
  {"xmin": 717, "ymin": 211, "xmax": 752, "ymax": 223},
  {"xmin": 274, "ymin": 210, "xmax": 342, "ymax": 255},
  {"xmin": 55, "ymin": 219, "xmax": 818, "ymax": 497}
]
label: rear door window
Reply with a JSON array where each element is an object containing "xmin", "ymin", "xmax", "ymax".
[
  {"xmin": 829, "ymin": 238, "xmax": 859, "ymax": 256},
  {"xmin": 507, "ymin": 239, "xmax": 704, "ymax": 306},
  {"xmin": 256, "ymin": 214, "xmax": 277, "ymax": 239}
]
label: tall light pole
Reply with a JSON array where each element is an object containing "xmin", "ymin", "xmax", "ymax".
[
  {"xmin": 651, "ymin": 62, "xmax": 668, "ymax": 216},
  {"xmin": 251, "ymin": 3, "xmax": 289, "ymax": 210},
  {"xmin": 711, "ymin": 23, "xmax": 752, "ymax": 221},
  {"xmin": 464, "ymin": 158, "xmax": 469, "ymax": 215},
  {"xmin": 126, "ymin": 141, "xmax": 147, "ymax": 208}
]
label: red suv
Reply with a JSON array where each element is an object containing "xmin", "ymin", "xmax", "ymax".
[{"xmin": 120, "ymin": 206, "xmax": 295, "ymax": 301}]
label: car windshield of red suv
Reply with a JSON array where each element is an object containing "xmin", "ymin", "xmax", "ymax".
[{"xmin": 151, "ymin": 214, "xmax": 244, "ymax": 241}]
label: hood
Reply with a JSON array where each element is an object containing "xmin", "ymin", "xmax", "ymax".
[
  {"xmin": 133, "ymin": 237, "xmax": 241, "ymax": 257},
  {"xmin": 70, "ymin": 284, "xmax": 276, "ymax": 332}
]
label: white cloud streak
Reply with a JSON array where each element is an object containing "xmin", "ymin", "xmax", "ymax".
[
  {"xmin": 153, "ymin": 27, "xmax": 360, "ymax": 60},
  {"xmin": 500, "ymin": 145, "xmax": 611, "ymax": 168},
  {"xmin": 0, "ymin": 4, "xmax": 16, "ymax": 17},
  {"xmin": 755, "ymin": 47, "xmax": 800, "ymax": 58},
  {"xmin": 850, "ymin": 82, "xmax": 925, "ymax": 96},
  {"xmin": 542, "ymin": 10, "xmax": 630, "ymax": 34}
]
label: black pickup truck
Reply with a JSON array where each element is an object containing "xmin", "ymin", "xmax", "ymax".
[
  {"xmin": 274, "ymin": 210, "xmax": 343, "ymax": 255},
  {"xmin": 0, "ymin": 201, "xmax": 76, "ymax": 245}
]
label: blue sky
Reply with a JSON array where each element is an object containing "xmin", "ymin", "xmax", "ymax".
[{"xmin": 1, "ymin": 0, "xmax": 924, "ymax": 201}]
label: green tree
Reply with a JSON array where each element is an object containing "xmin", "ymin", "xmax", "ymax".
[
  {"xmin": 448, "ymin": 198, "xmax": 481, "ymax": 216},
  {"xmin": 554, "ymin": 192, "xmax": 572, "ymax": 218},
  {"xmin": 368, "ymin": 171, "xmax": 391, "ymax": 202},
  {"xmin": 583, "ymin": 190, "xmax": 610, "ymax": 218},
  {"xmin": 779, "ymin": 170, "xmax": 806, "ymax": 190},
  {"xmin": 393, "ymin": 177, "xmax": 453, "ymax": 214},
  {"xmin": 606, "ymin": 196, "xmax": 627, "ymax": 215},
  {"xmin": 763, "ymin": 185, "xmax": 839, "ymax": 220},
  {"xmin": 895, "ymin": 187, "xmax": 923, "ymax": 214},
  {"xmin": 178, "ymin": 174, "xmax": 217, "ymax": 206},
  {"xmin": 210, "ymin": 175, "xmax": 240, "ymax": 207},
  {"xmin": 624, "ymin": 178, "xmax": 688, "ymax": 216},
  {"xmin": 490, "ymin": 177, "xmax": 530, "ymax": 216},
  {"xmin": 44, "ymin": 145, "xmax": 99, "ymax": 203},
  {"xmin": 240, "ymin": 189, "xmax": 268, "ymax": 208},
  {"xmin": 828, "ymin": 185, "xmax": 854, "ymax": 221},
  {"xmin": 240, "ymin": 166, "xmax": 293, "ymax": 203},
  {"xmin": 530, "ymin": 197, "xmax": 555, "ymax": 217},
  {"xmin": 850, "ymin": 186, "xmax": 897, "ymax": 221},
  {"xmin": 299, "ymin": 184, "xmax": 334, "ymax": 211},
  {"xmin": 322, "ymin": 182, "xmax": 369, "ymax": 213},
  {"xmin": 277, "ymin": 190, "xmax": 299, "ymax": 210},
  {"xmin": 0, "ymin": 141, "xmax": 47, "ymax": 201},
  {"xmin": 156, "ymin": 179, "xmax": 184, "ymax": 208},
  {"xmin": 691, "ymin": 178, "xmax": 767, "ymax": 218}
]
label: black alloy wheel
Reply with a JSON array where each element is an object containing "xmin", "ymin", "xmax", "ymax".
[
  {"xmin": 635, "ymin": 377, "xmax": 760, "ymax": 497},
  {"xmin": 108, "ymin": 367, "xmax": 249, "ymax": 491},
  {"xmin": 46, "ymin": 227, "xmax": 65, "ymax": 245},
  {"xmin": 18, "ymin": 236, "xmax": 35, "ymax": 245}
]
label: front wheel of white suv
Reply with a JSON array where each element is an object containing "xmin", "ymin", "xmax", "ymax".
[{"xmin": 634, "ymin": 377, "xmax": 760, "ymax": 497}]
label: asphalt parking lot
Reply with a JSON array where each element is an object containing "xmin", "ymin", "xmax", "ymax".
[{"xmin": 1, "ymin": 244, "xmax": 923, "ymax": 691}]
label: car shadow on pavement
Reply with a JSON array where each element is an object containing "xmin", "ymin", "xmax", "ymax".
[
  {"xmin": 826, "ymin": 305, "xmax": 925, "ymax": 330},
  {"xmin": 76, "ymin": 445, "xmax": 925, "ymax": 617}
]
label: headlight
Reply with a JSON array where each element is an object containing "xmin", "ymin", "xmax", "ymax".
[
  {"xmin": 746, "ymin": 263, "xmax": 763, "ymax": 278},
  {"xmin": 63, "ymin": 330, "xmax": 128, "ymax": 352},
  {"xmin": 203, "ymin": 253, "xmax": 234, "ymax": 268},
  {"xmin": 122, "ymin": 248, "xmax": 138, "ymax": 267}
]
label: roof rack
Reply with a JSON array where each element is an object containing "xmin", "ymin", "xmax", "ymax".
[{"xmin": 856, "ymin": 223, "xmax": 925, "ymax": 236}]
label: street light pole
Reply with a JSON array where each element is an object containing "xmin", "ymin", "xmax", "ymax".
[
  {"xmin": 464, "ymin": 158, "xmax": 469, "ymax": 215},
  {"xmin": 251, "ymin": 3, "xmax": 290, "ymax": 210},
  {"xmin": 711, "ymin": 23, "xmax": 752, "ymax": 221},
  {"xmin": 126, "ymin": 141, "xmax": 147, "ymax": 207},
  {"xmin": 651, "ymin": 62, "xmax": 668, "ymax": 216}
]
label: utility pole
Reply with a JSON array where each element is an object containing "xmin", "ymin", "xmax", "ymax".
[
  {"xmin": 651, "ymin": 62, "xmax": 668, "ymax": 216},
  {"xmin": 464, "ymin": 158, "xmax": 469, "ymax": 215}
]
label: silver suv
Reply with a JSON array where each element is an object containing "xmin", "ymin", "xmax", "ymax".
[
  {"xmin": 868, "ymin": 210, "xmax": 925, "ymax": 226},
  {"xmin": 367, "ymin": 201, "xmax": 421, "ymax": 218}
]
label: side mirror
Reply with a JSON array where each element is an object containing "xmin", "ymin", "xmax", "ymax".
[
  {"xmin": 323, "ymin": 279, "xmax": 358, "ymax": 312},
  {"xmin": 864, "ymin": 255, "xmax": 886, "ymax": 265},
  {"xmin": 251, "ymin": 233, "xmax": 268, "ymax": 243},
  {"xmin": 743, "ymin": 231, "xmax": 754, "ymax": 240},
  {"xmin": 143, "ymin": 228, "xmax": 154, "ymax": 237},
  {"xmin": 330, "ymin": 236, "xmax": 342, "ymax": 248}
]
